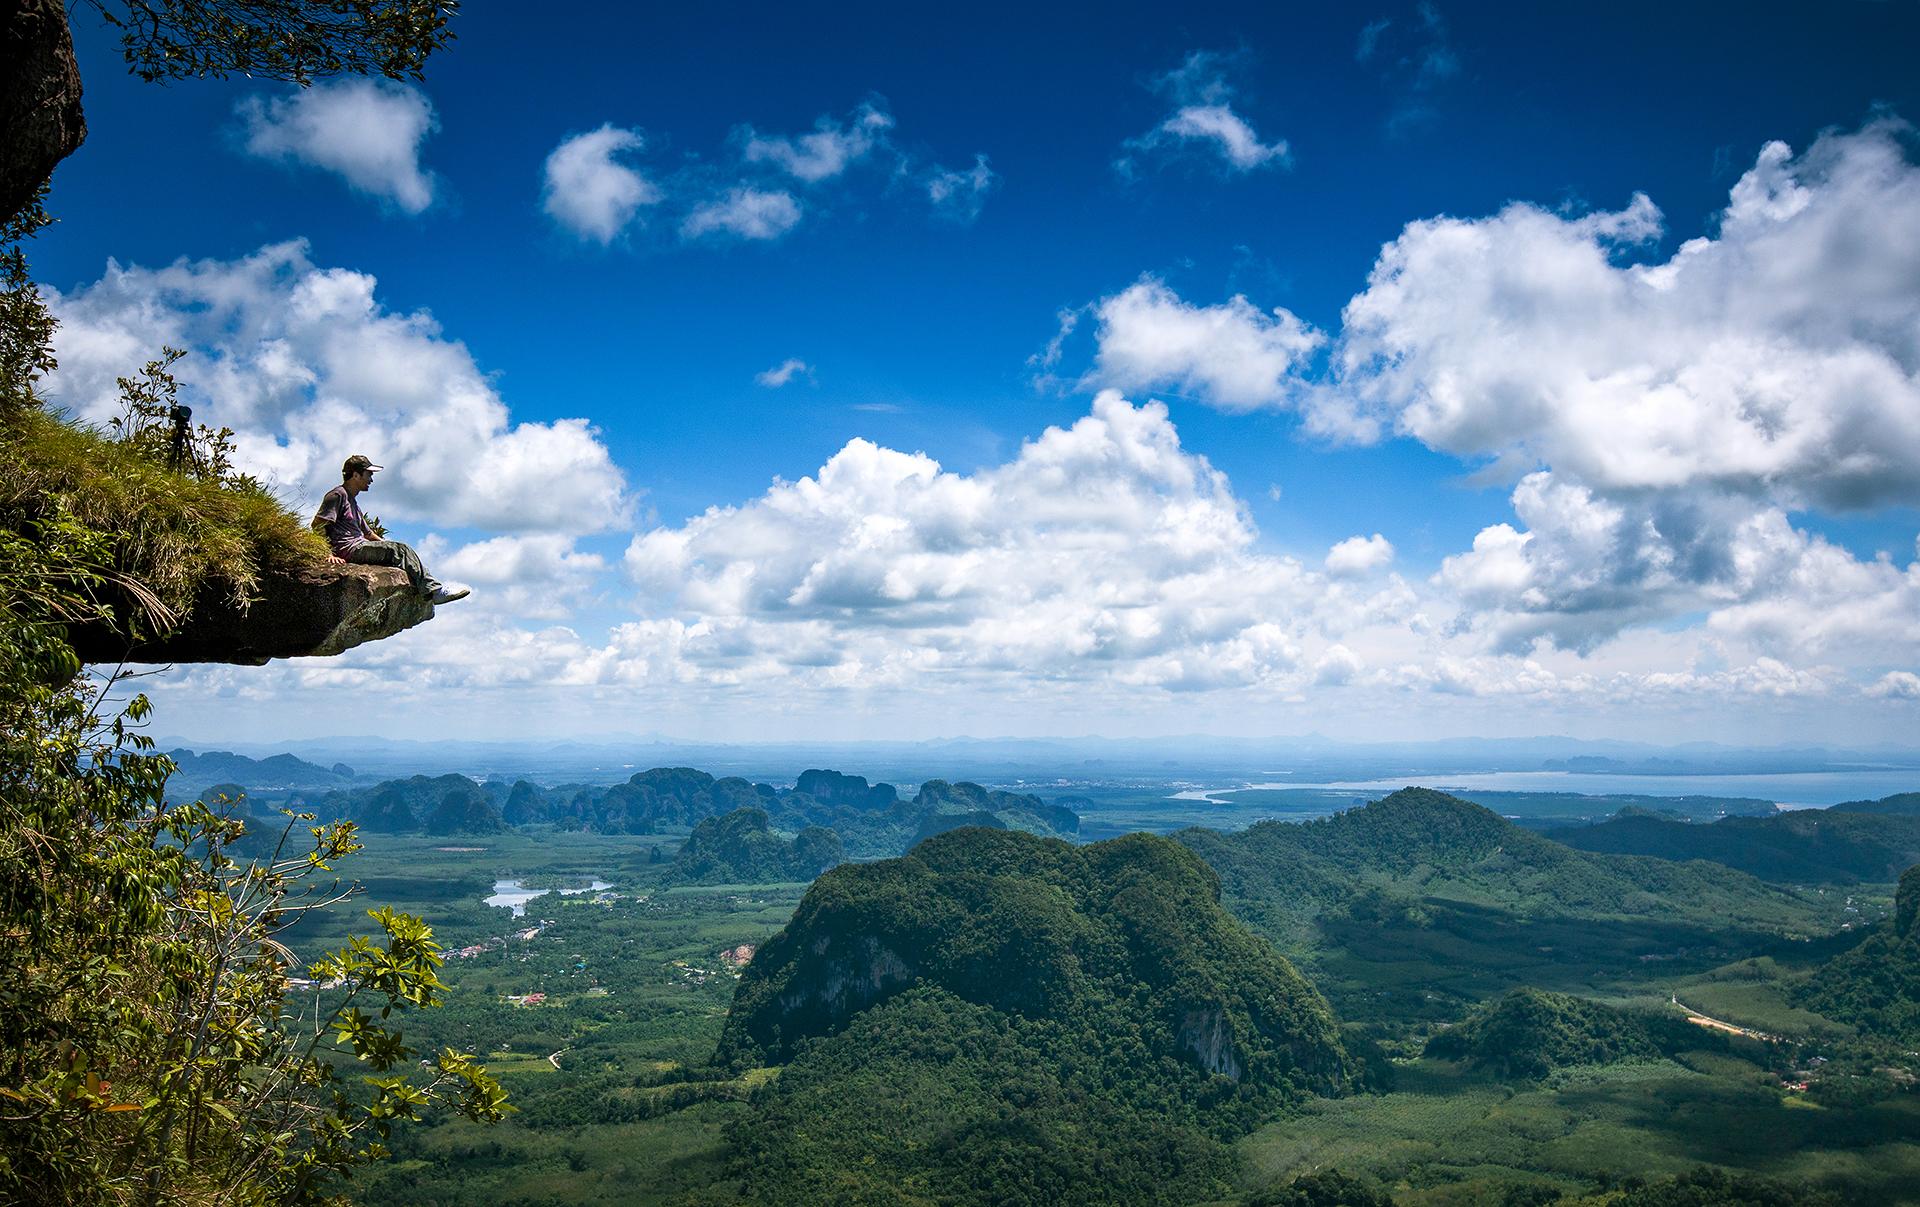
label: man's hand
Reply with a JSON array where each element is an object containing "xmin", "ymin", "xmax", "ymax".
[{"xmin": 328, "ymin": 554, "xmax": 346, "ymax": 564}]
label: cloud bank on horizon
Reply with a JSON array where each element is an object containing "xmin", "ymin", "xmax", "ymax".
[{"xmin": 41, "ymin": 51, "xmax": 1920, "ymax": 740}]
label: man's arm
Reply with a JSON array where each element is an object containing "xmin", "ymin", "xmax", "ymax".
[{"xmin": 313, "ymin": 489, "xmax": 348, "ymax": 563}]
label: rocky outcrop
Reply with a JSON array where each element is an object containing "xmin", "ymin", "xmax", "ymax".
[
  {"xmin": 777, "ymin": 936, "xmax": 915, "ymax": 1018},
  {"xmin": 72, "ymin": 564, "xmax": 434, "ymax": 666},
  {"xmin": 1179, "ymin": 1008, "xmax": 1244, "ymax": 1079},
  {"xmin": 2, "ymin": 0, "xmax": 87, "ymax": 226}
]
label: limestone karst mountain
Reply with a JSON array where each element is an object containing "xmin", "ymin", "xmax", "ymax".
[
  {"xmin": 711, "ymin": 827, "xmax": 1359, "ymax": 1204},
  {"xmin": 718, "ymin": 826, "xmax": 1354, "ymax": 1090}
]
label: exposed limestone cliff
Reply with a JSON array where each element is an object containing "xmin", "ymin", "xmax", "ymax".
[
  {"xmin": 2, "ymin": 0, "xmax": 86, "ymax": 226},
  {"xmin": 70, "ymin": 564, "xmax": 434, "ymax": 666},
  {"xmin": 1179, "ymin": 1007, "xmax": 1244, "ymax": 1080}
]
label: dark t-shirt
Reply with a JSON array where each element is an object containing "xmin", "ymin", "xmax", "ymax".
[{"xmin": 313, "ymin": 485, "xmax": 371, "ymax": 555}]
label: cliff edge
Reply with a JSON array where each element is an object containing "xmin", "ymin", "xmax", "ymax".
[{"xmin": 70, "ymin": 564, "xmax": 434, "ymax": 666}]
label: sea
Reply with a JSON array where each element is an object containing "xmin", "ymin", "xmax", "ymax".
[{"xmin": 1175, "ymin": 768, "xmax": 1920, "ymax": 810}]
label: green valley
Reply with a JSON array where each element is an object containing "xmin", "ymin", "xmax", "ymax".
[{"xmin": 193, "ymin": 779, "xmax": 1919, "ymax": 1205}]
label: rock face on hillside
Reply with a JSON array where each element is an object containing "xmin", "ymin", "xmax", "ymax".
[
  {"xmin": 2, "ymin": 0, "xmax": 87, "ymax": 227},
  {"xmin": 71, "ymin": 564, "xmax": 433, "ymax": 666}
]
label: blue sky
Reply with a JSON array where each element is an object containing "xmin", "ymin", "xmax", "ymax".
[{"xmin": 33, "ymin": 1, "xmax": 1920, "ymax": 745}]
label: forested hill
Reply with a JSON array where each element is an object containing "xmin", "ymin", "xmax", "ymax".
[
  {"xmin": 1826, "ymin": 791, "xmax": 1920, "ymax": 817},
  {"xmin": 287, "ymin": 765, "xmax": 1078, "ymax": 857},
  {"xmin": 164, "ymin": 747, "xmax": 358, "ymax": 799},
  {"xmin": 1423, "ymin": 987, "xmax": 1725, "ymax": 1079},
  {"xmin": 1796, "ymin": 865, "xmax": 1920, "ymax": 1041},
  {"xmin": 711, "ymin": 827, "xmax": 1357, "ymax": 1204},
  {"xmin": 1179, "ymin": 787, "xmax": 1830, "ymax": 947},
  {"xmin": 663, "ymin": 807, "xmax": 843, "ymax": 885},
  {"xmin": 1548, "ymin": 795, "xmax": 1920, "ymax": 883}
]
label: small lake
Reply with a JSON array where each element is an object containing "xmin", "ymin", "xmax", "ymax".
[{"xmin": 484, "ymin": 878, "xmax": 612, "ymax": 917}]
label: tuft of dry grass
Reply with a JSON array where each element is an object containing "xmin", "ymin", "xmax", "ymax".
[{"xmin": 0, "ymin": 407, "xmax": 329, "ymax": 636}]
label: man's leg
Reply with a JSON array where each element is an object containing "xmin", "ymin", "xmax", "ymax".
[
  {"xmin": 396, "ymin": 541, "xmax": 443, "ymax": 595},
  {"xmin": 345, "ymin": 540, "xmax": 436, "ymax": 596}
]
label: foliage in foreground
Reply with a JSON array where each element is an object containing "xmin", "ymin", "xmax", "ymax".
[
  {"xmin": 0, "ymin": 512, "xmax": 509, "ymax": 1201},
  {"xmin": 1, "ymin": 183, "xmax": 504, "ymax": 1205}
]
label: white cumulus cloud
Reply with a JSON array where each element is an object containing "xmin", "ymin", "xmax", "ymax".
[
  {"xmin": 1330, "ymin": 122, "xmax": 1920, "ymax": 505},
  {"xmin": 44, "ymin": 241, "xmax": 629, "ymax": 537},
  {"xmin": 1324, "ymin": 122, "xmax": 1920, "ymax": 655},
  {"xmin": 1326, "ymin": 534, "xmax": 1395, "ymax": 576},
  {"xmin": 681, "ymin": 188, "xmax": 803, "ymax": 241},
  {"xmin": 619, "ymin": 392, "xmax": 1366, "ymax": 692},
  {"xmin": 1120, "ymin": 51, "xmax": 1289, "ymax": 176},
  {"xmin": 926, "ymin": 155, "xmax": 998, "ymax": 222},
  {"xmin": 237, "ymin": 79, "xmax": 439, "ymax": 213},
  {"xmin": 741, "ymin": 102, "xmax": 893, "ymax": 183},
  {"xmin": 756, "ymin": 358, "xmax": 814, "ymax": 388},
  {"xmin": 1867, "ymin": 671, "xmax": 1920, "ymax": 699},
  {"xmin": 1083, "ymin": 276, "xmax": 1323, "ymax": 410},
  {"xmin": 1047, "ymin": 120, "xmax": 1920, "ymax": 695},
  {"xmin": 542, "ymin": 124, "xmax": 661, "ymax": 243},
  {"xmin": 419, "ymin": 533, "xmax": 609, "ymax": 621}
]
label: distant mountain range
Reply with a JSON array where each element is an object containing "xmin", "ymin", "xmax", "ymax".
[
  {"xmin": 1179, "ymin": 787, "xmax": 1826, "ymax": 944},
  {"xmin": 273, "ymin": 766, "xmax": 1079, "ymax": 858},
  {"xmin": 1549, "ymin": 793, "xmax": 1920, "ymax": 883},
  {"xmin": 164, "ymin": 747, "xmax": 360, "ymax": 801},
  {"xmin": 154, "ymin": 733, "xmax": 1920, "ymax": 789}
]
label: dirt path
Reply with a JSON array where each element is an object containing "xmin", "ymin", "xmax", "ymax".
[{"xmin": 1672, "ymin": 999, "xmax": 1781, "ymax": 1043}]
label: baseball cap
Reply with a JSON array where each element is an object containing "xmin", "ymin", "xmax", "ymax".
[{"xmin": 343, "ymin": 454, "xmax": 384, "ymax": 475}]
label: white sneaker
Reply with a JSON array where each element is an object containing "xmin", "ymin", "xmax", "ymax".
[{"xmin": 430, "ymin": 586, "xmax": 471, "ymax": 605}]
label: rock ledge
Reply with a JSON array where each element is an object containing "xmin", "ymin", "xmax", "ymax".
[{"xmin": 72, "ymin": 564, "xmax": 434, "ymax": 666}]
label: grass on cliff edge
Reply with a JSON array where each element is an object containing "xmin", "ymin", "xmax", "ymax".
[{"xmin": 1, "ymin": 406, "xmax": 328, "ymax": 632}]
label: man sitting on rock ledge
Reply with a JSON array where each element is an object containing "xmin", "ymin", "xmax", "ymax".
[{"xmin": 312, "ymin": 454, "xmax": 469, "ymax": 606}]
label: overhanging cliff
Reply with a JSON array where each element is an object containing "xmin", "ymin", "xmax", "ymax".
[{"xmin": 70, "ymin": 564, "xmax": 434, "ymax": 666}]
